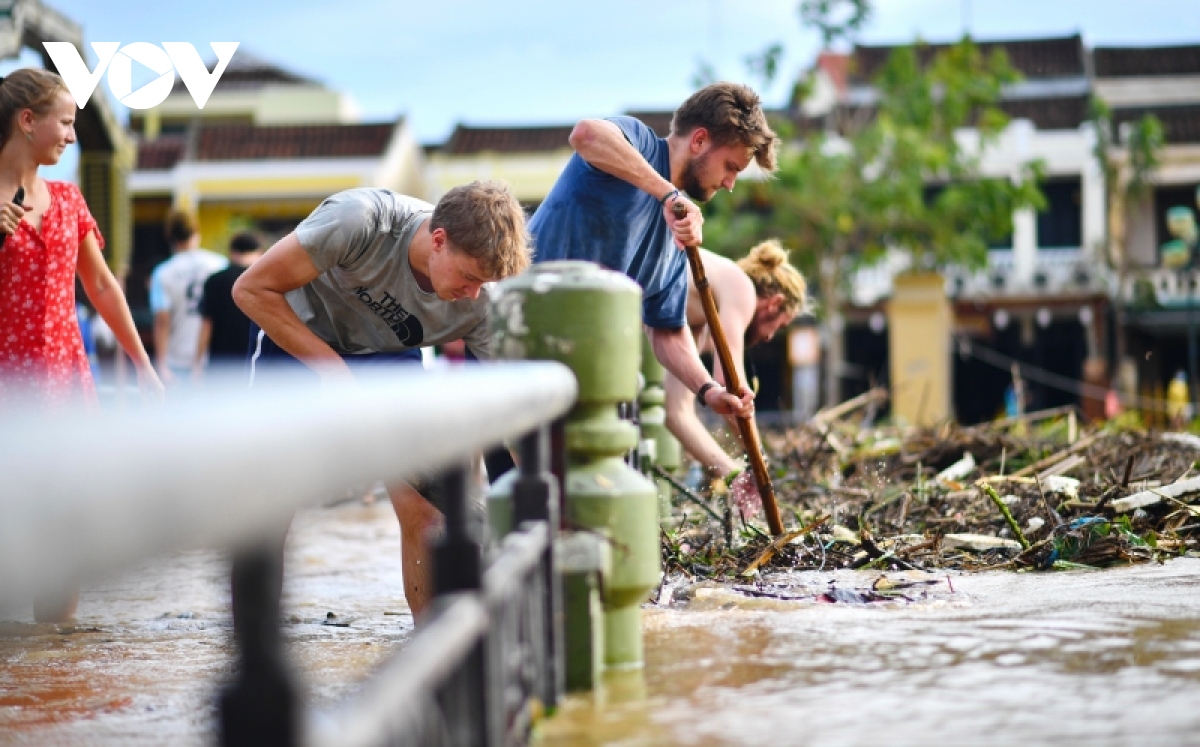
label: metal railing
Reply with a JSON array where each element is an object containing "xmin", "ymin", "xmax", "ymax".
[
  {"xmin": 0, "ymin": 363, "xmax": 576, "ymax": 746},
  {"xmin": 1120, "ymin": 266, "xmax": 1200, "ymax": 306},
  {"xmin": 849, "ymin": 247, "xmax": 1107, "ymax": 307}
]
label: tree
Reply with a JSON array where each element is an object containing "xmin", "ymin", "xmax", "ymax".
[
  {"xmin": 1089, "ymin": 99, "xmax": 1163, "ymax": 374},
  {"xmin": 704, "ymin": 37, "xmax": 1044, "ymax": 407},
  {"xmin": 798, "ymin": 0, "xmax": 872, "ymax": 48}
]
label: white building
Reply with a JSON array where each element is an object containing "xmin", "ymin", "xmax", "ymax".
[{"xmin": 801, "ymin": 35, "xmax": 1112, "ymax": 421}]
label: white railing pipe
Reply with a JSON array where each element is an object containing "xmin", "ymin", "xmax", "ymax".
[{"xmin": 0, "ymin": 362, "xmax": 576, "ymax": 604}]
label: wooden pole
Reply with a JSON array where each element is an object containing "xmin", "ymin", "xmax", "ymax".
[{"xmin": 672, "ymin": 203, "xmax": 785, "ymax": 536}]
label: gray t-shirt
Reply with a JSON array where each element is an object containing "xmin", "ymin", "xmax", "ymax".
[{"xmin": 288, "ymin": 189, "xmax": 493, "ymax": 358}]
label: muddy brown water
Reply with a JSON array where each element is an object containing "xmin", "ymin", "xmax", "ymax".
[{"xmin": 3, "ymin": 503, "xmax": 1200, "ymax": 746}]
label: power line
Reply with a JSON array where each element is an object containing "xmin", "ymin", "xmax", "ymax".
[{"xmin": 955, "ymin": 336, "xmax": 1175, "ymax": 414}]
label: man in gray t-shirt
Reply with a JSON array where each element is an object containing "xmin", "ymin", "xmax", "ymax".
[{"xmin": 234, "ymin": 180, "xmax": 530, "ymax": 616}]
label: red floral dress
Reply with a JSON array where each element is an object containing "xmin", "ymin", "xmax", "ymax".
[{"xmin": 0, "ymin": 181, "xmax": 104, "ymax": 409}]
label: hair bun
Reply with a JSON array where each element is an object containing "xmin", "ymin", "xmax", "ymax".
[
  {"xmin": 735, "ymin": 237, "xmax": 807, "ymax": 312},
  {"xmin": 751, "ymin": 239, "xmax": 786, "ymax": 269}
]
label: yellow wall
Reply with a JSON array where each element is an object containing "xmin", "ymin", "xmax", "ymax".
[
  {"xmin": 887, "ymin": 273, "xmax": 952, "ymax": 426},
  {"xmin": 197, "ymin": 198, "xmax": 324, "ymax": 254},
  {"xmin": 148, "ymin": 85, "xmax": 351, "ymax": 127},
  {"xmin": 427, "ymin": 150, "xmax": 572, "ymax": 202},
  {"xmin": 189, "ymin": 175, "xmax": 366, "ymax": 252}
]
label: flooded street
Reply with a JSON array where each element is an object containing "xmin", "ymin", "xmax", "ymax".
[
  {"xmin": 3, "ymin": 503, "xmax": 1200, "ymax": 746},
  {"xmin": 540, "ymin": 560, "xmax": 1200, "ymax": 747},
  {"xmin": 0, "ymin": 501, "xmax": 413, "ymax": 746}
]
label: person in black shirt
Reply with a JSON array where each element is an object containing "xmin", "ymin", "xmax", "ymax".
[{"xmin": 193, "ymin": 231, "xmax": 262, "ymax": 380}]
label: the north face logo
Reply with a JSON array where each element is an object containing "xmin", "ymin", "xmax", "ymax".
[{"xmin": 352, "ymin": 286, "xmax": 424, "ymax": 347}]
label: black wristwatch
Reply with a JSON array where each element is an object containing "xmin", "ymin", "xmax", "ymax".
[{"xmin": 696, "ymin": 380, "xmax": 719, "ymax": 408}]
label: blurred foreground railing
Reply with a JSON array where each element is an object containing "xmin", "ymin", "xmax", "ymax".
[{"xmin": 0, "ymin": 363, "xmax": 576, "ymax": 747}]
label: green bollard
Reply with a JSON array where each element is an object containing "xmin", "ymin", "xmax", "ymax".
[
  {"xmin": 556, "ymin": 533, "xmax": 609, "ymax": 691},
  {"xmin": 489, "ymin": 261, "xmax": 661, "ymax": 674},
  {"xmin": 638, "ymin": 333, "xmax": 682, "ymax": 525}
]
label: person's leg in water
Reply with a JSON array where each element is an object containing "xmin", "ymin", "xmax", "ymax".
[
  {"xmin": 246, "ymin": 334, "xmax": 493, "ymax": 619},
  {"xmin": 387, "ymin": 480, "xmax": 443, "ymax": 618},
  {"xmin": 33, "ymin": 586, "xmax": 79, "ymax": 624},
  {"xmin": 346, "ymin": 349, "xmax": 446, "ymax": 618}
]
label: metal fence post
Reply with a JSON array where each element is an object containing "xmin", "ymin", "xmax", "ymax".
[
  {"xmin": 220, "ymin": 538, "xmax": 301, "ymax": 747},
  {"xmin": 430, "ymin": 463, "xmax": 490, "ymax": 746},
  {"xmin": 434, "ymin": 463, "xmax": 482, "ymax": 595},
  {"xmin": 550, "ymin": 417, "xmax": 567, "ymax": 533},
  {"xmin": 513, "ymin": 424, "xmax": 564, "ymax": 709}
]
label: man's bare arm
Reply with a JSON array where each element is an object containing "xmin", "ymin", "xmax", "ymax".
[
  {"xmin": 569, "ymin": 118, "xmax": 702, "ymax": 248},
  {"xmin": 664, "ymin": 370, "xmax": 742, "ymax": 475},
  {"xmin": 647, "ymin": 325, "xmax": 753, "ymax": 418},
  {"xmin": 232, "ymin": 232, "xmax": 353, "ymax": 382}
]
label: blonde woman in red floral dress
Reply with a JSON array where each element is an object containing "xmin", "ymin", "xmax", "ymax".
[
  {"xmin": 0, "ymin": 68, "xmax": 162, "ymax": 410},
  {"xmin": 0, "ymin": 68, "xmax": 163, "ymax": 620}
]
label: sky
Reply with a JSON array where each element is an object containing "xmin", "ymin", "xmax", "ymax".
[{"xmin": 6, "ymin": 0, "xmax": 1200, "ymax": 162}]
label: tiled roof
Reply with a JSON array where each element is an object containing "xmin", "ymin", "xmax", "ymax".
[
  {"xmin": 440, "ymin": 114, "xmax": 680, "ymax": 155},
  {"xmin": 1114, "ymin": 104, "xmax": 1200, "ymax": 144},
  {"xmin": 625, "ymin": 108, "xmax": 796, "ymax": 138},
  {"xmin": 442, "ymin": 124, "xmax": 575, "ymax": 155},
  {"xmin": 625, "ymin": 111, "xmax": 673, "ymax": 137},
  {"xmin": 1094, "ymin": 44, "xmax": 1200, "ymax": 78},
  {"xmin": 195, "ymin": 121, "xmax": 398, "ymax": 161},
  {"xmin": 817, "ymin": 52, "xmax": 851, "ymax": 94},
  {"xmin": 851, "ymin": 34, "xmax": 1085, "ymax": 84},
  {"xmin": 1001, "ymin": 94, "xmax": 1090, "ymax": 130},
  {"xmin": 136, "ymin": 135, "xmax": 187, "ymax": 170},
  {"xmin": 816, "ymin": 93, "xmax": 1090, "ymax": 136},
  {"xmin": 435, "ymin": 105, "xmax": 797, "ymax": 156}
]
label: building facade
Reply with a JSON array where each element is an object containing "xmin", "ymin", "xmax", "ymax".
[
  {"xmin": 801, "ymin": 35, "xmax": 1193, "ymax": 423},
  {"xmin": 1094, "ymin": 43, "xmax": 1200, "ymax": 411},
  {"xmin": 124, "ymin": 53, "xmax": 424, "ymax": 329}
]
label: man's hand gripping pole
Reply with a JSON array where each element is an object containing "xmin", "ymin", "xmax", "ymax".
[{"xmin": 672, "ymin": 201, "xmax": 785, "ymax": 536}]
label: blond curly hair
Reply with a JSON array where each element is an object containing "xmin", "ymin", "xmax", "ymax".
[{"xmin": 735, "ymin": 239, "xmax": 808, "ymax": 313}]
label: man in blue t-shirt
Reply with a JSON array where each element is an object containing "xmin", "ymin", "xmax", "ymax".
[{"xmin": 529, "ymin": 82, "xmax": 779, "ymax": 434}]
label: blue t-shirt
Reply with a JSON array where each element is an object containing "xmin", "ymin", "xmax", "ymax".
[{"xmin": 528, "ymin": 115, "xmax": 687, "ymax": 329}]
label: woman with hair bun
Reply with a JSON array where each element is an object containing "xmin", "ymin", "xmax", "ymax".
[
  {"xmin": 0, "ymin": 68, "xmax": 163, "ymax": 621},
  {"xmin": 665, "ymin": 239, "xmax": 808, "ymax": 514}
]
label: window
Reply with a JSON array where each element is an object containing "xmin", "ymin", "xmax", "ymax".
[{"xmin": 1037, "ymin": 178, "xmax": 1082, "ymax": 249}]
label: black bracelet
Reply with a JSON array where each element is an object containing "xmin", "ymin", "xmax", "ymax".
[
  {"xmin": 659, "ymin": 187, "xmax": 680, "ymax": 206},
  {"xmin": 696, "ymin": 380, "xmax": 719, "ymax": 408}
]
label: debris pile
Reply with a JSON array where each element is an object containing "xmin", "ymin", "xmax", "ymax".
[{"xmin": 661, "ymin": 390, "xmax": 1200, "ymax": 579}]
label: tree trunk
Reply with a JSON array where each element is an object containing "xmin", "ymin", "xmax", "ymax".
[
  {"xmin": 1109, "ymin": 186, "xmax": 1129, "ymax": 370},
  {"xmin": 820, "ymin": 251, "xmax": 845, "ymax": 408}
]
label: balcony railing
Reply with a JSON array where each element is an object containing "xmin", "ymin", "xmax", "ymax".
[
  {"xmin": 1120, "ymin": 266, "xmax": 1200, "ymax": 307},
  {"xmin": 850, "ymin": 247, "xmax": 1107, "ymax": 307}
]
